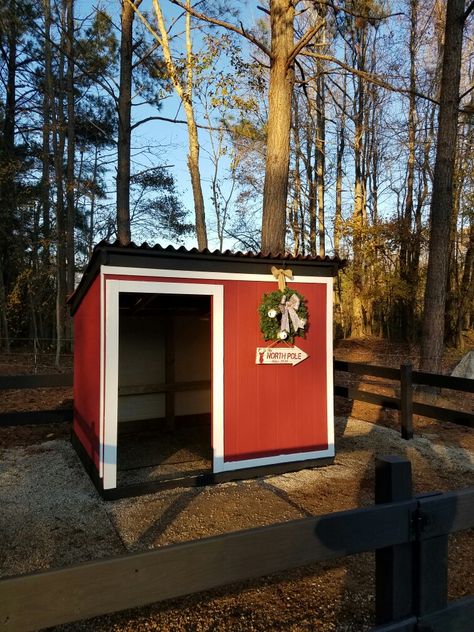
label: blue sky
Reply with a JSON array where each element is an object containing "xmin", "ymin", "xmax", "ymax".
[{"xmin": 75, "ymin": 0, "xmax": 254, "ymax": 250}]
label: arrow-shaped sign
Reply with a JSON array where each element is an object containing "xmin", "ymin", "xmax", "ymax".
[{"xmin": 255, "ymin": 345, "xmax": 309, "ymax": 366}]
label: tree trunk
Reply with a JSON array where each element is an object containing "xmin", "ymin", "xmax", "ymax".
[
  {"xmin": 290, "ymin": 100, "xmax": 302, "ymax": 254},
  {"xmin": 351, "ymin": 30, "xmax": 367, "ymax": 338},
  {"xmin": 0, "ymin": 263, "xmax": 9, "ymax": 353},
  {"xmin": 334, "ymin": 68, "xmax": 347, "ymax": 258},
  {"xmin": 41, "ymin": 0, "xmax": 52, "ymax": 264},
  {"xmin": 316, "ymin": 66, "xmax": 325, "ymax": 257},
  {"xmin": 89, "ymin": 146, "xmax": 98, "ymax": 257},
  {"xmin": 151, "ymin": 0, "xmax": 207, "ymax": 249},
  {"xmin": 261, "ymin": 0, "xmax": 295, "ymax": 255},
  {"xmin": 399, "ymin": 0, "xmax": 417, "ymax": 339},
  {"xmin": 65, "ymin": 0, "xmax": 75, "ymax": 296},
  {"xmin": 184, "ymin": 0, "xmax": 207, "ymax": 249},
  {"xmin": 455, "ymin": 222, "xmax": 474, "ymax": 348},
  {"xmin": 116, "ymin": 0, "xmax": 142, "ymax": 245},
  {"xmin": 419, "ymin": 0, "xmax": 465, "ymax": 373},
  {"xmin": 185, "ymin": 112, "xmax": 207, "ymax": 249},
  {"xmin": 52, "ymin": 9, "xmax": 67, "ymax": 366},
  {"xmin": 0, "ymin": 2, "xmax": 16, "ymax": 352}
]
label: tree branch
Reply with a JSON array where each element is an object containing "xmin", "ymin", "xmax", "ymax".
[
  {"xmin": 302, "ymin": 51, "xmax": 439, "ymax": 105},
  {"xmin": 460, "ymin": 83, "xmax": 474, "ymax": 101},
  {"xmin": 131, "ymin": 114, "xmax": 223, "ymax": 132},
  {"xmin": 317, "ymin": 0, "xmax": 404, "ymax": 22},
  {"xmin": 168, "ymin": 0, "xmax": 272, "ymax": 59},
  {"xmin": 288, "ymin": 19, "xmax": 325, "ymax": 67},
  {"xmin": 132, "ymin": 41, "xmax": 160, "ymax": 70},
  {"xmin": 464, "ymin": 1, "xmax": 474, "ymax": 21}
]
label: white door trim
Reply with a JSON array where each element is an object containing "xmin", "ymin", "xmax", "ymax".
[{"xmin": 102, "ymin": 278, "xmax": 223, "ymax": 490}]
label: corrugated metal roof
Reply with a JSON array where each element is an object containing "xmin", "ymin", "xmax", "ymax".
[
  {"xmin": 93, "ymin": 239, "xmax": 344, "ymax": 263},
  {"xmin": 69, "ymin": 240, "xmax": 344, "ymax": 314}
]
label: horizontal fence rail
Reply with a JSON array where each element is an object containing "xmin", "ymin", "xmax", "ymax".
[
  {"xmin": 334, "ymin": 360, "xmax": 474, "ymax": 435},
  {"xmin": 0, "ymin": 363, "xmax": 473, "ymax": 432},
  {"xmin": 0, "ymin": 373, "xmax": 74, "ymax": 426},
  {"xmin": 0, "ymin": 457, "xmax": 472, "ymax": 632},
  {"xmin": 0, "ymin": 373, "xmax": 73, "ymax": 389}
]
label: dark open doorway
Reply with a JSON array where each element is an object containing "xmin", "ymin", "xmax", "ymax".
[{"xmin": 116, "ymin": 292, "xmax": 212, "ymax": 486}]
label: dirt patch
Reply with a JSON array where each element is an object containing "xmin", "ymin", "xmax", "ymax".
[{"xmin": 1, "ymin": 416, "xmax": 472, "ymax": 632}]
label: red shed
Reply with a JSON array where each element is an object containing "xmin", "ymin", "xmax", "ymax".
[{"xmin": 69, "ymin": 242, "xmax": 342, "ymax": 498}]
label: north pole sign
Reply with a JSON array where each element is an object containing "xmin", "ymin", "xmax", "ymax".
[{"xmin": 256, "ymin": 346, "xmax": 309, "ymax": 366}]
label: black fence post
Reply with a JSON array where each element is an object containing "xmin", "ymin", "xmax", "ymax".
[
  {"xmin": 400, "ymin": 364, "xmax": 413, "ymax": 440},
  {"xmin": 413, "ymin": 494, "xmax": 449, "ymax": 620},
  {"xmin": 375, "ymin": 456, "xmax": 414, "ymax": 626}
]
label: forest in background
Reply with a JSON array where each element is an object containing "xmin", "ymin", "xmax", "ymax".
[{"xmin": 0, "ymin": 0, "xmax": 473, "ymax": 370}]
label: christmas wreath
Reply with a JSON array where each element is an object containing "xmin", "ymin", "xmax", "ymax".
[{"xmin": 258, "ymin": 289, "xmax": 308, "ymax": 343}]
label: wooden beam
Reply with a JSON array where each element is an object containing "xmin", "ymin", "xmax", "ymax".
[
  {"xmin": 0, "ymin": 374, "xmax": 73, "ymax": 389},
  {"xmin": 0, "ymin": 500, "xmax": 416, "ymax": 631},
  {"xmin": 118, "ymin": 380, "xmax": 211, "ymax": 396},
  {"xmin": 417, "ymin": 596, "xmax": 474, "ymax": 632},
  {"xmin": 165, "ymin": 313, "xmax": 175, "ymax": 430},
  {"xmin": 0, "ymin": 409, "xmax": 73, "ymax": 426},
  {"xmin": 375, "ymin": 457, "xmax": 414, "ymax": 625},
  {"xmin": 400, "ymin": 364, "xmax": 413, "ymax": 439},
  {"xmin": 334, "ymin": 361, "xmax": 400, "ymax": 381},
  {"xmin": 417, "ymin": 488, "xmax": 474, "ymax": 537}
]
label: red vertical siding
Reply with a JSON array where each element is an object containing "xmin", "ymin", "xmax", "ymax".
[
  {"xmin": 102, "ymin": 273, "xmax": 330, "ymax": 467},
  {"xmin": 73, "ymin": 275, "xmax": 101, "ymax": 468},
  {"xmin": 222, "ymin": 280, "xmax": 328, "ymax": 461}
]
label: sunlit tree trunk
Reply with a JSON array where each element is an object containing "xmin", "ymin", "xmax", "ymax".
[
  {"xmin": 117, "ymin": 0, "xmax": 142, "ymax": 245},
  {"xmin": 455, "ymin": 223, "xmax": 474, "ymax": 348},
  {"xmin": 290, "ymin": 99, "xmax": 303, "ymax": 254},
  {"xmin": 351, "ymin": 28, "xmax": 367, "ymax": 338},
  {"xmin": 150, "ymin": 0, "xmax": 207, "ymax": 249},
  {"xmin": 316, "ymin": 66, "xmax": 325, "ymax": 257},
  {"xmin": 261, "ymin": 0, "xmax": 295, "ymax": 254},
  {"xmin": 334, "ymin": 68, "xmax": 347, "ymax": 258},
  {"xmin": 420, "ymin": 0, "xmax": 465, "ymax": 373}
]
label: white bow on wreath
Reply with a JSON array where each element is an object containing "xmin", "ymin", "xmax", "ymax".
[{"xmin": 280, "ymin": 294, "xmax": 306, "ymax": 334}]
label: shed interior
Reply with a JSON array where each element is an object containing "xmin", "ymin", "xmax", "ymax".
[{"xmin": 117, "ymin": 292, "xmax": 212, "ymax": 484}]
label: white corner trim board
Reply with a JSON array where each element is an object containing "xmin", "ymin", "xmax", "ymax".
[{"xmin": 100, "ymin": 266, "xmax": 334, "ymax": 489}]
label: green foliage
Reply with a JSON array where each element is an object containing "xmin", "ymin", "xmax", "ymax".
[
  {"xmin": 258, "ymin": 290, "xmax": 308, "ymax": 343},
  {"xmin": 129, "ymin": 167, "xmax": 194, "ymax": 242}
]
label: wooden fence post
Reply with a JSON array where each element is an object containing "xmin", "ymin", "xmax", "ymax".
[
  {"xmin": 413, "ymin": 494, "xmax": 449, "ymax": 620},
  {"xmin": 375, "ymin": 456, "xmax": 414, "ymax": 625},
  {"xmin": 400, "ymin": 364, "xmax": 413, "ymax": 440}
]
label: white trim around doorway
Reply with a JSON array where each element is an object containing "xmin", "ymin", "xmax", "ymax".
[{"xmin": 102, "ymin": 278, "xmax": 224, "ymax": 490}]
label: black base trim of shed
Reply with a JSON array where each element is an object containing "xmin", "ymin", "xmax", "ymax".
[
  {"xmin": 71, "ymin": 430, "xmax": 104, "ymax": 494},
  {"xmin": 71, "ymin": 430, "xmax": 334, "ymax": 499}
]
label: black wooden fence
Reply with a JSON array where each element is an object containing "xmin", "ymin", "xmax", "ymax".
[
  {"xmin": 0, "ymin": 373, "xmax": 73, "ymax": 425},
  {"xmin": 0, "ymin": 456, "xmax": 473, "ymax": 631},
  {"xmin": 334, "ymin": 360, "xmax": 474, "ymax": 438},
  {"xmin": 1, "ymin": 362, "xmax": 473, "ymax": 435}
]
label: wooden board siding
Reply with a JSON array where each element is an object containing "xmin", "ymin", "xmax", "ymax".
[
  {"xmin": 103, "ymin": 273, "xmax": 330, "ymax": 467},
  {"xmin": 73, "ymin": 274, "xmax": 101, "ymax": 467},
  {"xmin": 223, "ymin": 280, "xmax": 328, "ymax": 462}
]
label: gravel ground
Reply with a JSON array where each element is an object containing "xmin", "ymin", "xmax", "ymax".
[{"xmin": 1, "ymin": 415, "xmax": 473, "ymax": 631}]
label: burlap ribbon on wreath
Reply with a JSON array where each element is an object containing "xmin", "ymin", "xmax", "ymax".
[
  {"xmin": 271, "ymin": 266, "xmax": 293, "ymax": 291},
  {"xmin": 280, "ymin": 293, "xmax": 306, "ymax": 334}
]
